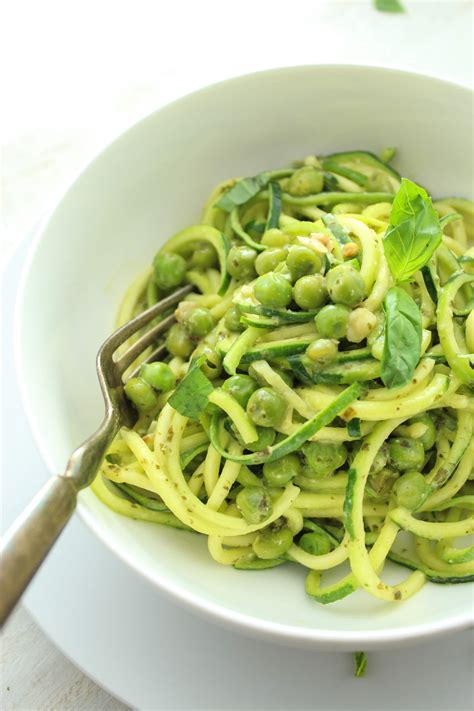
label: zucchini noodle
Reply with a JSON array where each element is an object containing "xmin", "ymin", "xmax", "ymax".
[{"xmin": 92, "ymin": 149, "xmax": 473, "ymax": 604}]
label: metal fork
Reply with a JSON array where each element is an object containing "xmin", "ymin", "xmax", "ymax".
[{"xmin": 0, "ymin": 284, "xmax": 192, "ymax": 627}]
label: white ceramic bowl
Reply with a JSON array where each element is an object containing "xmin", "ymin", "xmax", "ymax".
[{"xmin": 17, "ymin": 65, "xmax": 473, "ymax": 650}]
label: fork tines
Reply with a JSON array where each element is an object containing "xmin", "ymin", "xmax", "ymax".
[{"xmin": 98, "ymin": 284, "xmax": 193, "ymax": 387}]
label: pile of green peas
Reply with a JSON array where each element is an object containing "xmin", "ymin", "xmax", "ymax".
[
  {"xmin": 233, "ymin": 412, "xmax": 438, "ymax": 560},
  {"xmin": 235, "ymin": 487, "xmax": 294, "ymax": 559},
  {"xmin": 153, "ymin": 242, "xmax": 217, "ymax": 292},
  {"xmin": 124, "ymin": 361, "xmax": 176, "ymax": 413},
  {"xmin": 165, "ymin": 303, "xmax": 216, "ymax": 360},
  {"xmin": 229, "ymin": 227, "xmax": 370, "ymax": 359},
  {"xmin": 386, "ymin": 421, "xmax": 436, "ymax": 509},
  {"xmin": 151, "ymin": 244, "xmax": 219, "ymax": 358},
  {"xmin": 365, "ymin": 415, "xmax": 437, "ymax": 509}
]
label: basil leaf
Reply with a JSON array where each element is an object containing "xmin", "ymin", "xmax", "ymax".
[
  {"xmin": 354, "ymin": 651, "xmax": 368, "ymax": 678},
  {"xmin": 381, "ymin": 287, "xmax": 422, "ymax": 388},
  {"xmin": 375, "ymin": 0, "xmax": 404, "ymax": 12},
  {"xmin": 383, "ymin": 178, "xmax": 442, "ymax": 282},
  {"xmin": 168, "ymin": 356, "xmax": 213, "ymax": 420},
  {"xmin": 216, "ymin": 172, "xmax": 271, "ymax": 212}
]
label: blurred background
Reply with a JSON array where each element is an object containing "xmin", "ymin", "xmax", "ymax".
[
  {"xmin": 3, "ymin": 0, "xmax": 473, "ymax": 261},
  {"xmin": 1, "ymin": 1, "xmax": 473, "ymax": 709}
]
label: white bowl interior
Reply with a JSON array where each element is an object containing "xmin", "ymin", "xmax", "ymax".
[{"xmin": 18, "ymin": 66, "xmax": 473, "ymax": 647}]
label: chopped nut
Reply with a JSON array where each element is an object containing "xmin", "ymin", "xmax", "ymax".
[
  {"xmin": 347, "ymin": 307, "xmax": 378, "ymax": 343},
  {"xmin": 297, "ymin": 232, "xmax": 335, "ymax": 254},
  {"xmin": 342, "ymin": 242, "xmax": 360, "ymax": 258},
  {"xmin": 312, "ymin": 232, "xmax": 331, "ymax": 247},
  {"xmin": 297, "ymin": 235, "xmax": 328, "ymax": 254}
]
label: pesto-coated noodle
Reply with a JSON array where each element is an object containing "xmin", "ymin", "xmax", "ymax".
[{"xmin": 92, "ymin": 150, "xmax": 474, "ymax": 603}]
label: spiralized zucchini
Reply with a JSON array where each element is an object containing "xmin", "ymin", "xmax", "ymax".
[{"xmin": 92, "ymin": 150, "xmax": 474, "ymax": 603}]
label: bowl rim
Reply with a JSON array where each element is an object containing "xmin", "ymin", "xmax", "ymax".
[{"xmin": 15, "ymin": 63, "xmax": 474, "ymax": 649}]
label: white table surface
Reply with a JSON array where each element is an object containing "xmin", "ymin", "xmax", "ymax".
[{"xmin": 1, "ymin": 1, "xmax": 473, "ymax": 709}]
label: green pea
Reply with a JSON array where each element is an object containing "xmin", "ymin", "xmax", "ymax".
[
  {"xmin": 315, "ymin": 304, "xmax": 350, "ymax": 339},
  {"xmin": 153, "ymin": 252, "xmax": 187, "ymax": 291},
  {"xmin": 244, "ymin": 426, "xmax": 276, "ymax": 452},
  {"xmin": 166, "ymin": 323, "xmax": 194, "ymax": 358},
  {"xmin": 274, "ymin": 264, "xmax": 294, "ymax": 284},
  {"xmin": 227, "ymin": 245, "xmax": 257, "ymax": 280},
  {"xmin": 394, "ymin": 471, "xmax": 431, "ymax": 510},
  {"xmin": 184, "ymin": 307, "xmax": 214, "ymax": 338},
  {"xmin": 306, "ymin": 338, "xmax": 338, "ymax": 363},
  {"xmin": 261, "ymin": 228, "xmax": 290, "ymax": 247},
  {"xmin": 368, "ymin": 467, "xmax": 399, "ymax": 497},
  {"xmin": 370, "ymin": 443, "xmax": 389, "ymax": 476},
  {"xmin": 367, "ymin": 171, "xmax": 393, "ymax": 193},
  {"xmin": 366, "ymin": 314, "xmax": 384, "ymax": 346},
  {"xmin": 236, "ymin": 486, "xmax": 273, "ymax": 524},
  {"xmin": 408, "ymin": 415, "xmax": 437, "ymax": 451},
  {"xmin": 224, "ymin": 305, "xmax": 245, "ymax": 332},
  {"xmin": 287, "ymin": 167, "xmax": 324, "ymax": 196},
  {"xmin": 194, "ymin": 344, "xmax": 222, "ymax": 380},
  {"xmin": 388, "ymin": 437, "xmax": 426, "ymax": 472},
  {"xmin": 190, "ymin": 242, "xmax": 217, "ymax": 269},
  {"xmin": 286, "ymin": 246, "xmax": 323, "ymax": 280},
  {"xmin": 293, "ymin": 274, "xmax": 328, "ymax": 310},
  {"xmin": 140, "ymin": 362, "xmax": 176, "ymax": 392},
  {"xmin": 298, "ymin": 532, "xmax": 331, "ymax": 556},
  {"xmin": 370, "ymin": 335, "xmax": 384, "ymax": 360},
  {"xmin": 303, "ymin": 441, "xmax": 347, "ymax": 478},
  {"xmin": 263, "ymin": 453, "xmax": 302, "ymax": 486},
  {"xmin": 222, "ymin": 374, "xmax": 258, "ymax": 408},
  {"xmin": 255, "ymin": 248, "xmax": 287, "ymax": 276},
  {"xmin": 254, "ymin": 272, "xmax": 293, "ymax": 308},
  {"xmin": 124, "ymin": 377, "xmax": 158, "ymax": 413},
  {"xmin": 253, "ymin": 526, "xmax": 293, "ymax": 559},
  {"xmin": 326, "ymin": 265, "xmax": 365, "ymax": 306},
  {"xmin": 247, "ymin": 387, "xmax": 286, "ymax": 428}
]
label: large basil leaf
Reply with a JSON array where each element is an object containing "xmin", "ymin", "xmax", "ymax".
[
  {"xmin": 383, "ymin": 178, "xmax": 442, "ymax": 282},
  {"xmin": 381, "ymin": 286, "xmax": 422, "ymax": 388}
]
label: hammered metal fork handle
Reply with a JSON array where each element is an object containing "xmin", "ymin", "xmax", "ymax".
[
  {"xmin": 0, "ymin": 413, "xmax": 119, "ymax": 628},
  {"xmin": 0, "ymin": 475, "xmax": 77, "ymax": 627},
  {"xmin": 0, "ymin": 286, "xmax": 191, "ymax": 628}
]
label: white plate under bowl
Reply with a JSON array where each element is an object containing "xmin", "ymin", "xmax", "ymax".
[{"xmin": 17, "ymin": 65, "xmax": 474, "ymax": 649}]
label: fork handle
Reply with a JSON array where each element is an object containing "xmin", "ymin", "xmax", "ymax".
[{"xmin": 0, "ymin": 475, "xmax": 77, "ymax": 627}]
